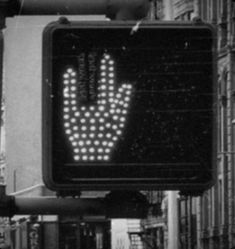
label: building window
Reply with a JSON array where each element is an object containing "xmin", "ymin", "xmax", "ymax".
[
  {"xmin": 218, "ymin": 70, "xmax": 228, "ymax": 154},
  {"xmin": 218, "ymin": 0, "xmax": 227, "ymax": 48}
]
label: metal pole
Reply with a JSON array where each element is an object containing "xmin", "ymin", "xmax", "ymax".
[
  {"xmin": 11, "ymin": 0, "xmax": 150, "ymax": 20},
  {"xmin": 15, "ymin": 0, "xmax": 108, "ymax": 15},
  {"xmin": 14, "ymin": 197, "xmax": 105, "ymax": 216}
]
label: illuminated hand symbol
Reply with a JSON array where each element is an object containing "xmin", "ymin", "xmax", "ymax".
[{"xmin": 62, "ymin": 53, "xmax": 133, "ymax": 162}]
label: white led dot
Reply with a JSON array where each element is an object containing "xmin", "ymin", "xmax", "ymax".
[
  {"xmin": 81, "ymin": 134, "xmax": 87, "ymax": 138},
  {"xmin": 89, "ymin": 133, "xmax": 95, "ymax": 138},
  {"xmin": 81, "ymin": 126, "xmax": 87, "ymax": 131},
  {"xmin": 82, "ymin": 155, "xmax": 88, "ymax": 161},
  {"xmin": 99, "ymin": 118, "xmax": 105, "ymax": 123},
  {"xmin": 108, "ymin": 142, "xmax": 114, "ymax": 147},
  {"xmin": 94, "ymin": 140, "xmax": 100, "ymax": 146},
  {"xmin": 81, "ymin": 148, "xmax": 87, "ymax": 153},
  {"xmin": 74, "ymin": 155, "xmax": 80, "ymax": 161},
  {"xmin": 100, "ymin": 100, "xmax": 107, "ymax": 105},
  {"xmin": 89, "ymin": 148, "xmax": 95, "ymax": 153},
  {"xmin": 98, "ymin": 106, "xmax": 105, "ymax": 111},
  {"xmin": 112, "ymin": 136, "xmax": 118, "ymax": 141},
  {"xmin": 105, "ymin": 148, "xmax": 111, "ymax": 153},
  {"xmin": 86, "ymin": 140, "xmax": 91, "ymax": 145},
  {"xmin": 117, "ymin": 130, "xmax": 122, "ymax": 135},
  {"xmin": 90, "ymin": 126, "xmax": 96, "ymax": 131},
  {"xmin": 124, "ymin": 103, "xmax": 129, "ymax": 108},
  {"xmin": 102, "ymin": 141, "xmax": 108, "ymax": 146},
  {"xmin": 99, "ymin": 126, "xmax": 104, "ymax": 131},
  {"xmin": 106, "ymin": 133, "xmax": 111, "ymax": 138},
  {"xmin": 63, "ymin": 92, "xmax": 69, "ymax": 98},
  {"xmin": 104, "ymin": 155, "xmax": 109, "ymax": 161},
  {"xmin": 74, "ymin": 148, "xmax": 79, "ymax": 153},
  {"xmin": 78, "ymin": 141, "xmax": 84, "ymax": 146},
  {"xmin": 66, "ymin": 129, "xmax": 71, "ymax": 134},
  {"xmin": 85, "ymin": 112, "xmax": 90, "ymax": 117},
  {"xmin": 98, "ymin": 133, "xmax": 103, "ymax": 138},
  {"xmin": 72, "ymin": 141, "xmax": 77, "ymax": 147},
  {"xmin": 98, "ymin": 148, "xmax": 103, "ymax": 153}
]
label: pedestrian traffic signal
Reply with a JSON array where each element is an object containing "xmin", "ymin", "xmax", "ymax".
[{"xmin": 42, "ymin": 19, "xmax": 216, "ymax": 193}]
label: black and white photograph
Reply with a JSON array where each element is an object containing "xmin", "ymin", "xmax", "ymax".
[{"xmin": 0, "ymin": 0, "xmax": 230, "ymax": 248}]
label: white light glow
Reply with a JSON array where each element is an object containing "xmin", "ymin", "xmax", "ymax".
[
  {"xmin": 62, "ymin": 53, "xmax": 133, "ymax": 162},
  {"xmin": 81, "ymin": 134, "xmax": 87, "ymax": 138}
]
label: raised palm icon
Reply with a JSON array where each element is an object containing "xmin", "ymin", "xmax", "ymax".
[{"xmin": 62, "ymin": 53, "xmax": 133, "ymax": 162}]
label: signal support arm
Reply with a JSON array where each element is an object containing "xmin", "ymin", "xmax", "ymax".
[
  {"xmin": 0, "ymin": 185, "xmax": 148, "ymax": 218},
  {"xmin": 0, "ymin": 0, "xmax": 150, "ymax": 20}
]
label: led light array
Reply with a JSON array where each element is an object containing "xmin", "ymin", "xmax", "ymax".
[{"xmin": 62, "ymin": 53, "xmax": 132, "ymax": 162}]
